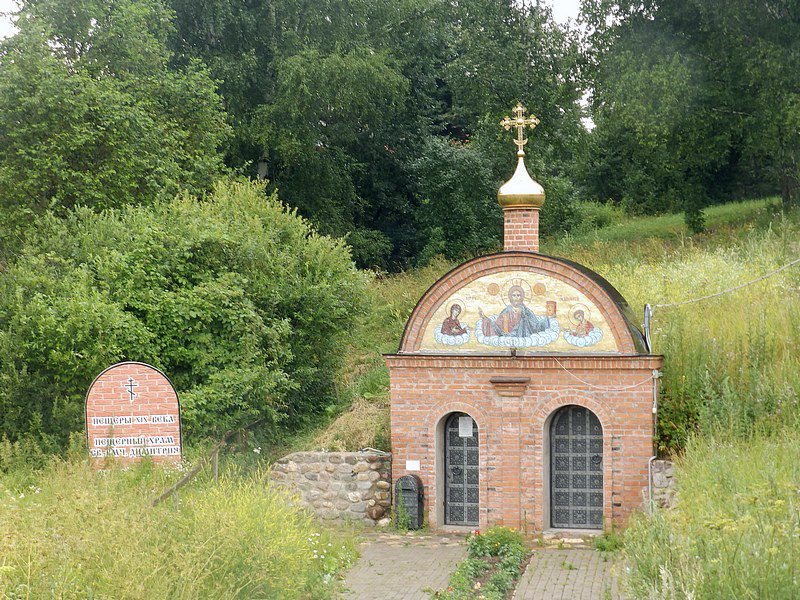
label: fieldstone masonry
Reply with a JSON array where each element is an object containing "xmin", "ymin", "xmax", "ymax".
[
  {"xmin": 268, "ymin": 452, "xmax": 675, "ymax": 527},
  {"xmin": 651, "ymin": 459, "xmax": 676, "ymax": 508},
  {"xmin": 270, "ymin": 451, "xmax": 392, "ymax": 526}
]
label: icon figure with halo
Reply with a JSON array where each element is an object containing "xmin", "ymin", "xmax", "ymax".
[
  {"xmin": 434, "ymin": 299, "xmax": 471, "ymax": 346},
  {"xmin": 475, "ymin": 279, "xmax": 559, "ymax": 348},
  {"xmin": 563, "ymin": 304, "xmax": 604, "ymax": 348}
]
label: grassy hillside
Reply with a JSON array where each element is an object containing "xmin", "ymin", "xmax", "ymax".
[
  {"xmin": 624, "ymin": 433, "xmax": 800, "ymax": 598},
  {"xmin": 561, "ymin": 198, "xmax": 772, "ymax": 246},
  {"xmin": 319, "ymin": 197, "xmax": 799, "ymax": 454},
  {"xmin": 1, "ymin": 197, "xmax": 796, "ymax": 599}
]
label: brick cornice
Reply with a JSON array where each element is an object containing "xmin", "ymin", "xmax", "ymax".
[
  {"xmin": 385, "ymin": 354, "xmax": 663, "ymax": 371},
  {"xmin": 490, "ymin": 376, "xmax": 531, "ymax": 397}
]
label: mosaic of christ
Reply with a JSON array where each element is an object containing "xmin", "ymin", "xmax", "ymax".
[{"xmin": 425, "ymin": 271, "xmax": 617, "ymax": 353}]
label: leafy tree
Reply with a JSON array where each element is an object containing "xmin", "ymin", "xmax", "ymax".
[
  {"xmin": 251, "ymin": 47, "xmax": 408, "ymax": 239},
  {"xmin": 444, "ymin": 0, "xmax": 586, "ymax": 236},
  {"xmin": 168, "ymin": 0, "xmax": 587, "ymax": 267},
  {"xmin": 409, "ymin": 137, "xmax": 501, "ymax": 264},
  {"xmin": 706, "ymin": 0, "xmax": 800, "ymax": 208},
  {"xmin": 0, "ymin": 0, "xmax": 230, "ymax": 254},
  {"xmin": 0, "ymin": 180, "xmax": 365, "ymax": 447},
  {"xmin": 580, "ymin": 0, "xmax": 800, "ymax": 228}
]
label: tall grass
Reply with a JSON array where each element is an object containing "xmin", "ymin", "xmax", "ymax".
[
  {"xmin": 556, "ymin": 202, "xmax": 800, "ymax": 595},
  {"xmin": 0, "ymin": 458, "xmax": 356, "ymax": 598},
  {"xmin": 587, "ymin": 215, "xmax": 800, "ymax": 452},
  {"xmin": 624, "ymin": 433, "xmax": 800, "ymax": 599}
]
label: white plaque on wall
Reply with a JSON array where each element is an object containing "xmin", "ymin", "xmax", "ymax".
[
  {"xmin": 459, "ymin": 416, "xmax": 473, "ymax": 437},
  {"xmin": 405, "ymin": 459, "xmax": 420, "ymax": 471}
]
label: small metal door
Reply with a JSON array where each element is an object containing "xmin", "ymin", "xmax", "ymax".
[
  {"xmin": 395, "ymin": 475, "xmax": 424, "ymax": 529},
  {"xmin": 444, "ymin": 413, "xmax": 479, "ymax": 526},
  {"xmin": 550, "ymin": 405, "xmax": 603, "ymax": 529}
]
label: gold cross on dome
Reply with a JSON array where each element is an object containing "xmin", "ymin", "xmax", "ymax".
[{"xmin": 500, "ymin": 103, "xmax": 540, "ymax": 153}]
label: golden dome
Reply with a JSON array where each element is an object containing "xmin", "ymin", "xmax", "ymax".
[{"xmin": 497, "ymin": 150, "xmax": 545, "ymax": 208}]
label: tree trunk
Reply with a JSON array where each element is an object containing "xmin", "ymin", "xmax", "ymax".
[{"xmin": 781, "ymin": 173, "xmax": 799, "ymax": 210}]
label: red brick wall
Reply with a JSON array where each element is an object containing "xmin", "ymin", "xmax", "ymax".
[
  {"xmin": 386, "ymin": 354, "xmax": 661, "ymax": 531},
  {"xmin": 503, "ymin": 208, "xmax": 540, "ymax": 252},
  {"xmin": 85, "ymin": 362, "xmax": 182, "ymax": 466}
]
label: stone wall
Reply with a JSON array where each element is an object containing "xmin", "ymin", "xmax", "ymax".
[
  {"xmin": 651, "ymin": 459, "xmax": 676, "ymax": 508},
  {"xmin": 270, "ymin": 451, "xmax": 392, "ymax": 526}
]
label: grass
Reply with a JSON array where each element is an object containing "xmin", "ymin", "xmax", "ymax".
[
  {"xmin": 0, "ymin": 196, "xmax": 795, "ymax": 597},
  {"xmin": 558, "ymin": 197, "xmax": 774, "ymax": 247},
  {"xmin": 542, "ymin": 197, "xmax": 781, "ymax": 269},
  {"xmin": 0, "ymin": 454, "xmax": 357, "ymax": 599},
  {"xmin": 592, "ymin": 212, "xmax": 800, "ymax": 452},
  {"xmin": 309, "ymin": 259, "xmax": 450, "ymax": 452},
  {"xmin": 623, "ymin": 432, "xmax": 800, "ymax": 599},
  {"xmin": 594, "ymin": 528, "xmax": 624, "ymax": 553}
]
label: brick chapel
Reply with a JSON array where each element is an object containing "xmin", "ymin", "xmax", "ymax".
[{"xmin": 386, "ymin": 104, "xmax": 663, "ymax": 532}]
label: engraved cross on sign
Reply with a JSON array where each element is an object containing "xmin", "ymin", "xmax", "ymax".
[
  {"xmin": 123, "ymin": 377, "xmax": 139, "ymax": 404},
  {"xmin": 500, "ymin": 103, "xmax": 540, "ymax": 153}
]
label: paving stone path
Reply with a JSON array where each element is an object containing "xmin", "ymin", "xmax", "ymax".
[
  {"xmin": 513, "ymin": 548, "xmax": 626, "ymax": 600},
  {"xmin": 342, "ymin": 533, "xmax": 467, "ymax": 600},
  {"xmin": 342, "ymin": 534, "xmax": 625, "ymax": 600}
]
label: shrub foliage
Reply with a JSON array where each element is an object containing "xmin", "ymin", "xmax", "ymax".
[
  {"xmin": 0, "ymin": 180, "xmax": 365, "ymax": 446},
  {"xmin": 433, "ymin": 526, "xmax": 529, "ymax": 599},
  {"xmin": 0, "ymin": 0, "xmax": 231, "ymax": 255}
]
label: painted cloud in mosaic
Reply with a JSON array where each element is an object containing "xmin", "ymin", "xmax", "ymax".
[{"xmin": 420, "ymin": 270, "xmax": 618, "ymax": 353}]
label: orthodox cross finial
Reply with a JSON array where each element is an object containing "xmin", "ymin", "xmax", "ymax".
[{"xmin": 500, "ymin": 103, "xmax": 540, "ymax": 155}]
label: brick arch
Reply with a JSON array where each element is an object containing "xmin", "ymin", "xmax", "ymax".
[
  {"xmin": 399, "ymin": 252, "xmax": 643, "ymax": 355},
  {"xmin": 532, "ymin": 389, "xmax": 616, "ymax": 432},
  {"xmin": 527, "ymin": 390, "xmax": 616, "ymax": 530},
  {"xmin": 425, "ymin": 400, "xmax": 490, "ymax": 433},
  {"xmin": 425, "ymin": 401, "xmax": 490, "ymax": 528}
]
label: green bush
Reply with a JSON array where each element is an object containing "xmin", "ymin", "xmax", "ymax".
[
  {"xmin": 538, "ymin": 174, "xmax": 581, "ymax": 237},
  {"xmin": 0, "ymin": 179, "xmax": 366, "ymax": 445},
  {"xmin": 0, "ymin": 0, "xmax": 231, "ymax": 255},
  {"xmin": 410, "ymin": 137, "xmax": 502, "ymax": 264},
  {"xmin": 0, "ymin": 459, "xmax": 357, "ymax": 598},
  {"xmin": 346, "ymin": 228, "xmax": 395, "ymax": 271},
  {"xmin": 467, "ymin": 525, "xmax": 526, "ymax": 558},
  {"xmin": 434, "ymin": 527, "xmax": 528, "ymax": 599},
  {"xmin": 573, "ymin": 201, "xmax": 627, "ymax": 231}
]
